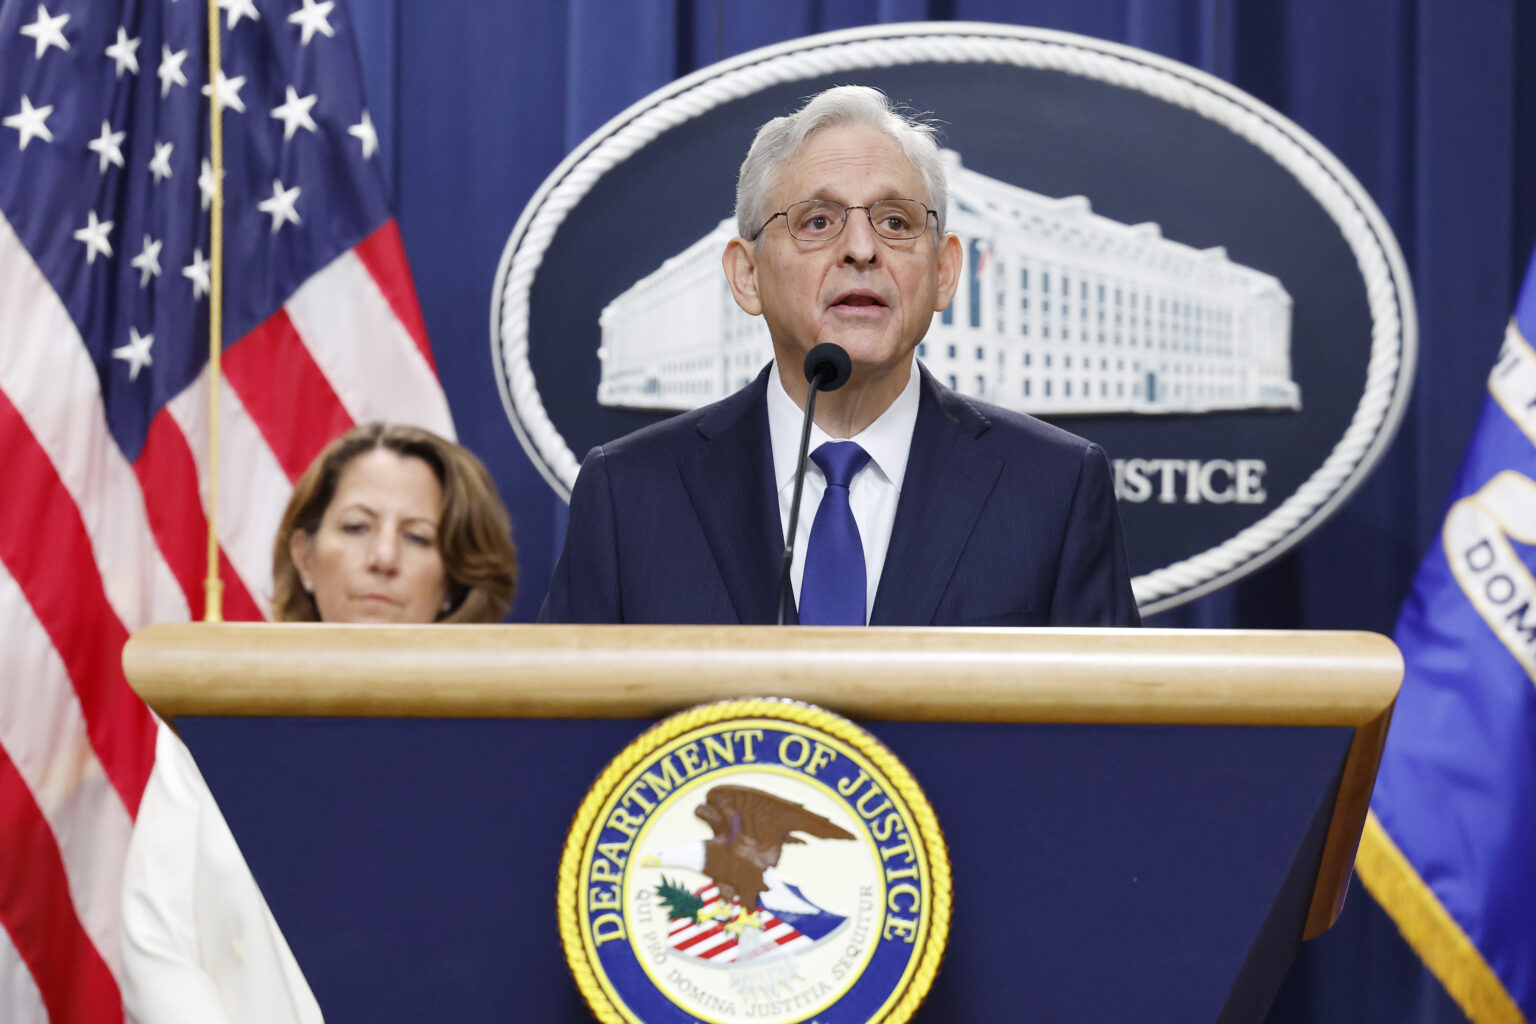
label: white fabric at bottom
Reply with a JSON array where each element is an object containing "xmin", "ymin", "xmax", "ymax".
[{"xmin": 121, "ymin": 721, "xmax": 324, "ymax": 1024}]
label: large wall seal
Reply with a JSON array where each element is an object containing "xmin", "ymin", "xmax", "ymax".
[
  {"xmin": 492, "ymin": 22, "xmax": 1416, "ymax": 614},
  {"xmin": 558, "ymin": 699, "xmax": 950, "ymax": 1023}
]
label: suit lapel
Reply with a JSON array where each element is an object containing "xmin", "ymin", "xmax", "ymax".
[
  {"xmin": 872, "ymin": 369, "xmax": 1003, "ymax": 626},
  {"xmin": 677, "ymin": 368, "xmax": 785, "ymax": 624}
]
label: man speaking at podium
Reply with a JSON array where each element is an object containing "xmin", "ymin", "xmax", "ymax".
[{"xmin": 542, "ymin": 86, "xmax": 1139, "ymax": 628}]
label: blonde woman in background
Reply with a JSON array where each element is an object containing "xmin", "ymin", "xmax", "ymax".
[
  {"xmin": 122, "ymin": 424, "xmax": 517, "ymax": 1023},
  {"xmin": 274, "ymin": 422, "xmax": 517, "ymax": 624}
]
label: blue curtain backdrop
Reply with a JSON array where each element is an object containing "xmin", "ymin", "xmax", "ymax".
[{"xmin": 344, "ymin": 2, "xmax": 1536, "ymax": 1020}]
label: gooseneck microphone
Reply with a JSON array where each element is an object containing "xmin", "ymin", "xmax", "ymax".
[{"xmin": 777, "ymin": 343, "xmax": 853, "ymax": 624}]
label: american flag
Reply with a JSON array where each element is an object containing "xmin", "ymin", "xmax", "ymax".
[{"xmin": 0, "ymin": 0, "xmax": 452, "ymax": 1018}]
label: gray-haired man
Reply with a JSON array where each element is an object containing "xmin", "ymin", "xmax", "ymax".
[{"xmin": 542, "ymin": 85, "xmax": 1139, "ymax": 627}]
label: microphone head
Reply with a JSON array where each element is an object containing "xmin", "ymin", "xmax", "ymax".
[{"xmin": 803, "ymin": 343, "xmax": 852, "ymax": 392}]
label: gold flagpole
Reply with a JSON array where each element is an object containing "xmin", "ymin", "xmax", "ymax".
[{"xmin": 202, "ymin": 0, "xmax": 225, "ymax": 622}]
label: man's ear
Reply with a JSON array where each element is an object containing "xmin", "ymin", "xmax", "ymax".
[
  {"xmin": 933, "ymin": 232, "xmax": 963, "ymax": 312},
  {"xmin": 722, "ymin": 237, "xmax": 763, "ymax": 316}
]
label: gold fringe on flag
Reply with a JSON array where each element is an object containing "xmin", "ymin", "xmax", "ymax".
[
  {"xmin": 202, "ymin": 0, "xmax": 225, "ymax": 622},
  {"xmin": 1355, "ymin": 811, "xmax": 1527, "ymax": 1024}
]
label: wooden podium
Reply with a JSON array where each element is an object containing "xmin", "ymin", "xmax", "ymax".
[{"xmin": 126, "ymin": 624, "xmax": 1400, "ymax": 1023}]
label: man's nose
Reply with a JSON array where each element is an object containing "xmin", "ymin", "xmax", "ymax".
[{"xmin": 839, "ymin": 209, "xmax": 880, "ymax": 265}]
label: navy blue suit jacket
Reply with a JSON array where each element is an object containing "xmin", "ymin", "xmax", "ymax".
[{"xmin": 540, "ymin": 365, "xmax": 1140, "ymax": 626}]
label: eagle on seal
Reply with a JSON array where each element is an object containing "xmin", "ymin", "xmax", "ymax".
[{"xmin": 648, "ymin": 784, "xmax": 855, "ymax": 914}]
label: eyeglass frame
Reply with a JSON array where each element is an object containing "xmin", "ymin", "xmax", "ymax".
[{"xmin": 749, "ymin": 198, "xmax": 939, "ymax": 243}]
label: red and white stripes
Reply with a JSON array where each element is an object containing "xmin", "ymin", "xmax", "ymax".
[
  {"xmin": 0, "ymin": 210, "xmax": 450, "ymax": 1021},
  {"xmin": 663, "ymin": 884, "xmax": 812, "ymax": 962}
]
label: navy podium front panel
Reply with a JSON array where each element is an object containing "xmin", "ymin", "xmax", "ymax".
[{"xmin": 178, "ymin": 717, "xmax": 1352, "ymax": 1023}]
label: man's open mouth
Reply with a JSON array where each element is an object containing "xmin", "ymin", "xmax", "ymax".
[{"xmin": 833, "ymin": 291, "xmax": 886, "ymax": 308}]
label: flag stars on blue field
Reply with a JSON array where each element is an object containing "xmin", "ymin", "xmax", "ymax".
[
  {"xmin": 112, "ymin": 327, "xmax": 154, "ymax": 381},
  {"xmin": 131, "ymin": 236, "xmax": 162, "ymax": 286},
  {"xmin": 74, "ymin": 210, "xmax": 113, "ymax": 263},
  {"xmin": 198, "ymin": 158, "xmax": 221, "ymax": 209},
  {"xmin": 88, "ymin": 121, "xmax": 127, "ymax": 173},
  {"xmin": 183, "ymin": 249, "xmax": 211, "ymax": 299},
  {"xmin": 258, "ymin": 180, "xmax": 302, "ymax": 232},
  {"xmin": 289, "ymin": 0, "xmax": 336, "ymax": 46},
  {"xmin": 157, "ymin": 45, "xmax": 189, "ymax": 97},
  {"xmin": 4, "ymin": 96, "xmax": 53, "ymax": 150},
  {"xmin": 349, "ymin": 110, "xmax": 378, "ymax": 159},
  {"xmin": 217, "ymin": 0, "xmax": 260, "ymax": 30},
  {"xmin": 19, "ymin": 4, "xmax": 70, "ymax": 60},
  {"xmin": 271, "ymin": 87, "xmax": 318, "ymax": 141},
  {"xmin": 2, "ymin": 0, "xmax": 400, "ymax": 471},
  {"xmin": 149, "ymin": 141, "xmax": 174, "ymax": 183},
  {"xmin": 104, "ymin": 27, "xmax": 140, "ymax": 78},
  {"xmin": 202, "ymin": 70, "xmax": 246, "ymax": 114}
]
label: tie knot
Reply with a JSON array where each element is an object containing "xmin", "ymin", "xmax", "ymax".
[{"xmin": 811, "ymin": 441, "xmax": 870, "ymax": 489}]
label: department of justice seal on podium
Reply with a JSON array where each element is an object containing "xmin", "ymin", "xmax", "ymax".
[{"xmin": 558, "ymin": 699, "xmax": 950, "ymax": 1023}]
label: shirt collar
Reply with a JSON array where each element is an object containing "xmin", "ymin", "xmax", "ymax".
[{"xmin": 768, "ymin": 357, "xmax": 920, "ymax": 493}]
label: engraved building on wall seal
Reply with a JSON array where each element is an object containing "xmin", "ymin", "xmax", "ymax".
[{"xmin": 596, "ymin": 151, "xmax": 1299, "ymax": 417}]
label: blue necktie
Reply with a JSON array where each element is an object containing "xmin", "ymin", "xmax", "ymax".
[{"xmin": 799, "ymin": 441, "xmax": 871, "ymax": 625}]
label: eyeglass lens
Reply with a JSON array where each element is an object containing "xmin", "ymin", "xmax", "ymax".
[{"xmin": 784, "ymin": 199, "xmax": 930, "ymax": 241}]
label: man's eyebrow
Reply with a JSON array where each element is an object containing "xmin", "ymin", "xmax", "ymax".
[{"xmin": 804, "ymin": 184, "xmax": 914, "ymax": 202}]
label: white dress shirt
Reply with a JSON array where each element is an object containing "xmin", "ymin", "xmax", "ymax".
[{"xmin": 768, "ymin": 358, "xmax": 921, "ymax": 622}]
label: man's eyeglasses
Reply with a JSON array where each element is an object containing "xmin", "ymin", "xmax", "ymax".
[{"xmin": 751, "ymin": 199, "xmax": 937, "ymax": 242}]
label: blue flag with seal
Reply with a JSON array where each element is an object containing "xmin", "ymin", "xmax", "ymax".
[{"xmin": 1356, "ymin": 253, "xmax": 1536, "ymax": 1023}]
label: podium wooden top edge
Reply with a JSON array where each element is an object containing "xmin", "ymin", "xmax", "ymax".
[{"xmin": 125, "ymin": 622, "xmax": 1402, "ymax": 726}]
